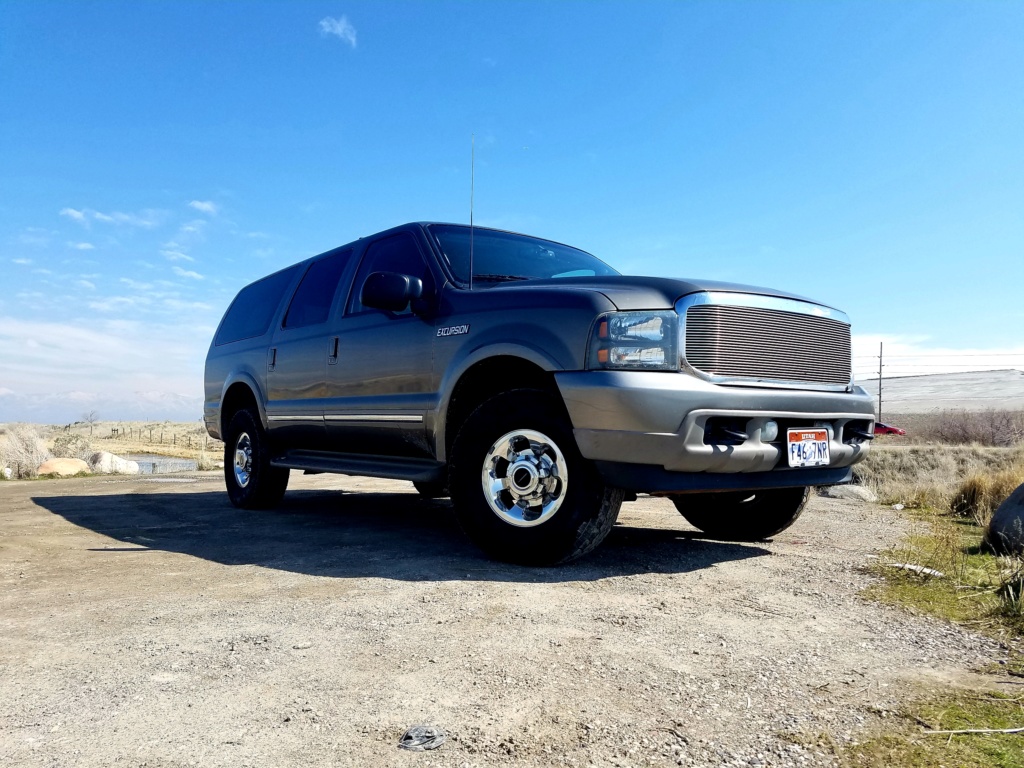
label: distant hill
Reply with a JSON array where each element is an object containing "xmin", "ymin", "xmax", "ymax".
[{"xmin": 858, "ymin": 369, "xmax": 1024, "ymax": 415}]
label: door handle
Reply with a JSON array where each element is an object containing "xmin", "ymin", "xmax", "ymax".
[
  {"xmin": 267, "ymin": 347, "xmax": 277, "ymax": 372},
  {"xmin": 327, "ymin": 336, "xmax": 340, "ymax": 365}
]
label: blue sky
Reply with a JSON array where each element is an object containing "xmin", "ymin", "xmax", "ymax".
[{"xmin": 2, "ymin": 1, "xmax": 1023, "ymax": 422}]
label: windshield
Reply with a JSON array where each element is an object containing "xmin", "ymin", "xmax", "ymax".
[{"xmin": 428, "ymin": 224, "xmax": 619, "ymax": 284}]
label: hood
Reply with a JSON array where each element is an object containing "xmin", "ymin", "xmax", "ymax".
[{"xmin": 492, "ymin": 275, "xmax": 834, "ymax": 312}]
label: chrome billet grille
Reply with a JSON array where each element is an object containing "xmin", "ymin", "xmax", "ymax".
[{"xmin": 684, "ymin": 304, "xmax": 851, "ymax": 386}]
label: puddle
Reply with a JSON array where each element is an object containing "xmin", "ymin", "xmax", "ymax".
[{"xmin": 126, "ymin": 454, "xmax": 199, "ymax": 475}]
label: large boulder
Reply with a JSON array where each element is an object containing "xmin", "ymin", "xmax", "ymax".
[
  {"xmin": 986, "ymin": 483, "xmax": 1024, "ymax": 555},
  {"xmin": 820, "ymin": 484, "xmax": 878, "ymax": 503},
  {"xmin": 88, "ymin": 451, "xmax": 140, "ymax": 475},
  {"xmin": 37, "ymin": 458, "xmax": 89, "ymax": 476}
]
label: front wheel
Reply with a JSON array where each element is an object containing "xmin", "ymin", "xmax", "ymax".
[
  {"xmin": 223, "ymin": 407, "xmax": 290, "ymax": 509},
  {"xmin": 670, "ymin": 486, "xmax": 809, "ymax": 541},
  {"xmin": 450, "ymin": 389, "xmax": 623, "ymax": 565}
]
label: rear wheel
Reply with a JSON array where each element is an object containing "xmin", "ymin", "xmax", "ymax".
[
  {"xmin": 450, "ymin": 389, "xmax": 623, "ymax": 565},
  {"xmin": 670, "ymin": 486, "xmax": 809, "ymax": 541},
  {"xmin": 223, "ymin": 407, "xmax": 289, "ymax": 509}
]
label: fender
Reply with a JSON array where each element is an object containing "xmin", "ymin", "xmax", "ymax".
[
  {"xmin": 219, "ymin": 369, "xmax": 270, "ymax": 433},
  {"xmin": 431, "ymin": 340, "xmax": 566, "ymax": 463}
]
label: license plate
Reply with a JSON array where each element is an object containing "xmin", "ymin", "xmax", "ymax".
[{"xmin": 787, "ymin": 428, "xmax": 830, "ymax": 468}]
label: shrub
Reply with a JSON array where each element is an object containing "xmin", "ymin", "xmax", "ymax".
[
  {"xmin": 855, "ymin": 444, "xmax": 1024, "ymax": 511},
  {"xmin": 950, "ymin": 467, "xmax": 1024, "ymax": 526},
  {"xmin": 885, "ymin": 409, "xmax": 1024, "ymax": 447},
  {"xmin": 0, "ymin": 424, "xmax": 53, "ymax": 478},
  {"xmin": 51, "ymin": 432, "xmax": 93, "ymax": 461}
]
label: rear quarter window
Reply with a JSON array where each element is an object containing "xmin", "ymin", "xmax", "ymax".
[{"xmin": 215, "ymin": 266, "xmax": 300, "ymax": 346}]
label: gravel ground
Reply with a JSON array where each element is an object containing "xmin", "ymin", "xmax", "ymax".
[{"xmin": 0, "ymin": 472, "xmax": 1006, "ymax": 767}]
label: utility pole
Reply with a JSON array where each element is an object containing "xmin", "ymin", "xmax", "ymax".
[{"xmin": 877, "ymin": 341, "xmax": 883, "ymax": 423}]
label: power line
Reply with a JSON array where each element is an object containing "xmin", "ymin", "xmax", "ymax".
[{"xmin": 852, "ymin": 353, "xmax": 1024, "ymax": 359}]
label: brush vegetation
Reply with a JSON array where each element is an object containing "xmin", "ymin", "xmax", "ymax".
[
  {"xmin": 841, "ymin": 690, "xmax": 1024, "ymax": 768},
  {"xmin": 853, "ymin": 421, "xmax": 1024, "ymax": 764}
]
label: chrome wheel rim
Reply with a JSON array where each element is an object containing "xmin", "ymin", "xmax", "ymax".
[
  {"xmin": 233, "ymin": 432, "xmax": 253, "ymax": 488},
  {"xmin": 480, "ymin": 429, "xmax": 567, "ymax": 527}
]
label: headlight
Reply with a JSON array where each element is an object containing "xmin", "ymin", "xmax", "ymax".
[{"xmin": 587, "ymin": 311, "xmax": 679, "ymax": 371}]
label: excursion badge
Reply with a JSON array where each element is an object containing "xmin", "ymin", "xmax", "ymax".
[{"xmin": 437, "ymin": 324, "xmax": 470, "ymax": 337}]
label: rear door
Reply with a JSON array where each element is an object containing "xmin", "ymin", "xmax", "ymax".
[
  {"xmin": 265, "ymin": 248, "xmax": 354, "ymax": 449},
  {"xmin": 324, "ymin": 231, "xmax": 438, "ymax": 457}
]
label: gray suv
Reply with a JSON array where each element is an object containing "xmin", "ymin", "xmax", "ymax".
[{"xmin": 205, "ymin": 223, "xmax": 875, "ymax": 564}]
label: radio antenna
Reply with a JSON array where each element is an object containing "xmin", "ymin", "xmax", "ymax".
[{"xmin": 469, "ymin": 133, "xmax": 475, "ymax": 291}]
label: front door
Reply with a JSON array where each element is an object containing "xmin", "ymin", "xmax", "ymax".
[{"xmin": 325, "ymin": 232, "xmax": 437, "ymax": 457}]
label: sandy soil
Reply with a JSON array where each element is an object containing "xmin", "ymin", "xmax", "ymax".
[{"xmin": 0, "ymin": 473, "xmax": 1005, "ymax": 767}]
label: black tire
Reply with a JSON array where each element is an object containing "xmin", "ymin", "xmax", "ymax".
[
  {"xmin": 223, "ymin": 407, "xmax": 290, "ymax": 509},
  {"xmin": 670, "ymin": 486, "xmax": 809, "ymax": 541},
  {"xmin": 450, "ymin": 389, "xmax": 623, "ymax": 565},
  {"xmin": 413, "ymin": 480, "xmax": 449, "ymax": 498}
]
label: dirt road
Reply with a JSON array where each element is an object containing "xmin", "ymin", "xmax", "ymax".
[{"xmin": 0, "ymin": 473, "xmax": 1002, "ymax": 767}]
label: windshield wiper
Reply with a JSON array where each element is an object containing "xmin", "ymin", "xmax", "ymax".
[{"xmin": 472, "ymin": 274, "xmax": 531, "ymax": 283}]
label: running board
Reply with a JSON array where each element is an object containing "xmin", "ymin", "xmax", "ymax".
[{"xmin": 270, "ymin": 450, "xmax": 445, "ymax": 483}]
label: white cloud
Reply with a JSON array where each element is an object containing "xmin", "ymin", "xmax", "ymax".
[
  {"xmin": 76, "ymin": 279, "xmax": 96, "ymax": 290},
  {"xmin": 18, "ymin": 232, "xmax": 50, "ymax": 247},
  {"xmin": 119, "ymin": 278, "xmax": 153, "ymax": 291},
  {"xmin": 88, "ymin": 296, "xmax": 140, "ymax": 312},
  {"xmin": 0, "ymin": 315, "xmax": 207, "ymax": 421},
  {"xmin": 163, "ymin": 298, "xmax": 212, "ymax": 312},
  {"xmin": 161, "ymin": 249, "xmax": 195, "ymax": 262},
  {"xmin": 32, "ymin": 268, "xmax": 53, "ymax": 275},
  {"xmin": 172, "ymin": 266, "xmax": 204, "ymax": 280},
  {"xmin": 62, "ymin": 207, "xmax": 167, "ymax": 228},
  {"xmin": 69, "ymin": 242, "xmax": 95, "ymax": 250},
  {"xmin": 188, "ymin": 200, "xmax": 219, "ymax": 215},
  {"xmin": 11, "ymin": 257, "xmax": 32, "ymax": 265},
  {"xmin": 319, "ymin": 15, "xmax": 357, "ymax": 47}
]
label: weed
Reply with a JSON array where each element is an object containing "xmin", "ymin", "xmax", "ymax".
[
  {"xmin": 843, "ymin": 691, "xmax": 1024, "ymax": 767},
  {"xmin": 952, "ymin": 468, "xmax": 1024, "ymax": 527},
  {"xmin": 0, "ymin": 424, "xmax": 52, "ymax": 478},
  {"xmin": 855, "ymin": 444, "xmax": 1024, "ymax": 512}
]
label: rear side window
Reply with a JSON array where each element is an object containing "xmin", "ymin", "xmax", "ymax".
[
  {"xmin": 215, "ymin": 266, "xmax": 299, "ymax": 345},
  {"xmin": 283, "ymin": 249, "xmax": 352, "ymax": 328}
]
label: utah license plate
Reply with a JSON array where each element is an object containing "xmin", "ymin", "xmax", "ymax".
[{"xmin": 787, "ymin": 428, "xmax": 830, "ymax": 468}]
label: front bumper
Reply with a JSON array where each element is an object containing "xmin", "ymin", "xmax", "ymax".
[{"xmin": 555, "ymin": 371, "xmax": 876, "ymax": 492}]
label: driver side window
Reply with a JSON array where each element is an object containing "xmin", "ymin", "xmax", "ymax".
[{"xmin": 347, "ymin": 233, "xmax": 434, "ymax": 315}]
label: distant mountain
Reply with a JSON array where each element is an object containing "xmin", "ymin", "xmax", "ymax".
[
  {"xmin": 858, "ymin": 369, "xmax": 1024, "ymax": 414},
  {"xmin": 0, "ymin": 389, "xmax": 203, "ymax": 424}
]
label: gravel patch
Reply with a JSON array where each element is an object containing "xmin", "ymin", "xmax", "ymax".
[{"xmin": 0, "ymin": 473, "xmax": 1005, "ymax": 766}]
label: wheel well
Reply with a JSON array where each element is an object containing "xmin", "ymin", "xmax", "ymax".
[
  {"xmin": 221, "ymin": 382, "xmax": 259, "ymax": 435},
  {"xmin": 444, "ymin": 356, "xmax": 562, "ymax": 457}
]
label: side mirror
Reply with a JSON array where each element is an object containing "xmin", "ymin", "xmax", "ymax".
[{"xmin": 361, "ymin": 271, "xmax": 424, "ymax": 313}]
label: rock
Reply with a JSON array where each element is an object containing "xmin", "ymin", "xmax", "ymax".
[
  {"xmin": 820, "ymin": 485, "xmax": 877, "ymax": 503},
  {"xmin": 985, "ymin": 483, "xmax": 1024, "ymax": 555},
  {"xmin": 88, "ymin": 451, "xmax": 140, "ymax": 475},
  {"xmin": 37, "ymin": 458, "xmax": 89, "ymax": 476}
]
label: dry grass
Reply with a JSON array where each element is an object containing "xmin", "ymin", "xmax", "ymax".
[
  {"xmin": 0, "ymin": 424, "xmax": 53, "ymax": 478},
  {"xmin": 879, "ymin": 409, "xmax": 1024, "ymax": 448},
  {"xmin": 854, "ymin": 444, "xmax": 1024, "ymax": 510},
  {"xmin": 1, "ymin": 420, "xmax": 225, "ymax": 477},
  {"xmin": 951, "ymin": 469, "xmax": 1024, "ymax": 527},
  {"xmin": 54, "ymin": 419, "xmax": 223, "ymax": 467}
]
